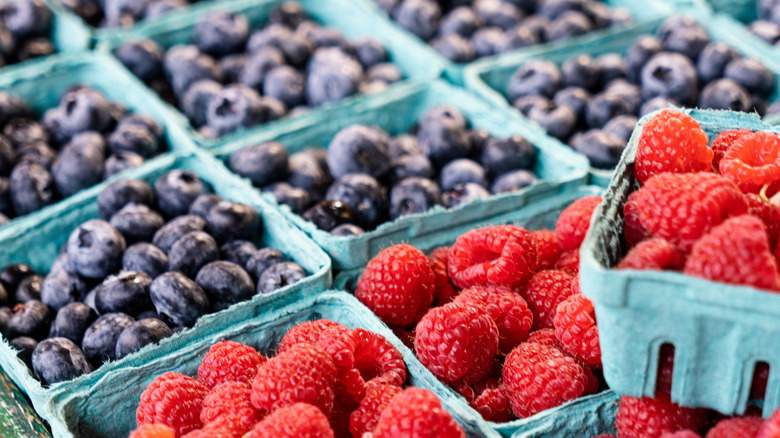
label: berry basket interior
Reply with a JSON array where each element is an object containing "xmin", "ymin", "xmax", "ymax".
[
  {"xmin": 0, "ymin": 151, "xmax": 331, "ymax": 431},
  {"xmin": 212, "ymin": 79, "xmax": 590, "ymax": 272},
  {"xmin": 94, "ymin": 0, "xmax": 443, "ymax": 148},
  {"xmin": 580, "ymin": 108, "xmax": 780, "ymax": 418}
]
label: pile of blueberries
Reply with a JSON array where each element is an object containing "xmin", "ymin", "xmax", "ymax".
[
  {"xmin": 0, "ymin": 0, "xmax": 55, "ymax": 67},
  {"xmin": 376, "ymin": 0, "xmax": 632, "ymax": 63},
  {"xmin": 115, "ymin": 2, "xmax": 403, "ymax": 138},
  {"xmin": 229, "ymin": 105, "xmax": 539, "ymax": 236},
  {"xmin": 749, "ymin": 0, "xmax": 780, "ymax": 49},
  {"xmin": 57, "ymin": 0, "xmax": 201, "ymax": 28},
  {"xmin": 0, "ymin": 170, "xmax": 308, "ymax": 385},
  {"xmin": 0, "ymin": 87, "xmax": 165, "ymax": 225},
  {"xmin": 506, "ymin": 16, "xmax": 778, "ymax": 169}
]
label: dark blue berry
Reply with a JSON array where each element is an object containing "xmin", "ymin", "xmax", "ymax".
[
  {"xmin": 287, "ymin": 149, "xmax": 332, "ymax": 201},
  {"xmin": 330, "ymin": 223, "xmax": 365, "ymax": 236},
  {"xmin": 7, "ymin": 300, "xmax": 52, "ymax": 340},
  {"xmin": 0, "ymin": 136, "xmax": 13, "ymax": 176},
  {"xmin": 4, "ymin": 118, "xmax": 48, "ymax": 147},
  {"xmin": 247, "ymin": 24, "xmax": 312, "ymax": 68},
  {"xmin": 49, "ymin": 302, "xmax": 96, "ymax": 346},
  {"xmin": 104, "ymin": 152, "xmax": 145, "ymax": 179},
  {"xmin": 546, "ymin": 11, "xmax": 592, "ymax": 41},
  {"xmin": 8, "ymin": 162, "xmax": 54, "ymax": 215},
  {"xmin": 326, "ymin": 125, "xmax": 390, "ymax": 180},
  {"xmin": 0, "ymin": 306, "xmax": 10, "ymax": 335},
  {"xmin": 440, "ymin": 159, "xmax": 487, "ymax": 190},
  {"xmin": 561, "ymin": 55, "xmax": 599, "ymax": 91},
  {"xmin": 108, "ymin": 123, "xmax": 158, "ymax": 158},
  {"xmin": 15, "ymin": 141, "xmax": 55, "ymax": 169},
  {"xmin": 154, "ymin": 170, "xmax": 208, "ymax": 218},
  {"xmin": 205, "ymin": 200, "xmax": 260, "ymax": 243},
  {"xmin": 366, "ymin": 63, "xmax": 402, "ymax": 85},
  {"xmin": 307, "ymin": 27, "xmax": 349, "ymax": 51},
  {"xmin": 15, "ymin": 275, "xmax": 42, "ymax": 303},
  {"xmin": 481, "ymin": 136, "xmax": 536, "ymax": 177},
  {"xmin": 698, "ymin": 78, "xmax": 751, "ymax": 112},
  {"xmin": 352, "ymin": 38, "xmax": 387, "ymax": 69},
  {"xmin": 195, "ymin": 11, "xmax": 249, "ymax": 58},
  {"xmin": 229, "ymin": 141, "xmax": 289, "ymax": 188},
  {"xmin": 326, "ymin": 173, "xmax": 386, "ymax": 228},
  {"xmin": 81, "ymin": 312, "xmax": 135, "ymax": 365},
  {"xmin": 639, "ymin": 96, "xmax": 678, "ymax": 117},
  {"xmin": 302, "ymin": 200, "xmax": 357, "ymax": 231},
  {"xmin": 246, "ymin": 248, "xmax": 286, "ymax": 281},
  {"xmin": 57, "ymin": 87, "xmax": 111, "ymax": 139},
  {"xmin": 267, "ymin": 182, "xmax": 311, "ymax": 214},
  {"xmin": 207, "ymin": 85, "xmax": 281, "ymax": 137},
  {"xmin": 3, "ymin": 0, "xmax": 51, "ymax": 38},
  {"xmin": 51, "ymin": 133, "xmax": 105, "ymax": 198},
  {"xmin": 219, "ymin": 240, "xmax": 257, "ymax": 271},
  {"xmin": 109, "ymin": 203, "xmax": 165, "ymax": 243},
  {"xmin": 420, "ymin": 105, "xmax": 468, "ymax": 129},
  {"xmin": 32, "ymin": 337, "xmax": 90, "ymax": 384},
  {"xmin": 640, "ymin": 52, "xmax": 698, "ymax": 106},
  {"xmin": 388, "ymin": 135, "xmax": 421, "ymax": 159},
  {"xmin": 657, "ymin": 18, "xmax": 710, "ymax": 60},
  {"xmin": 749, "ymin": 21, "xmax": 780, "ymax": 45},
  {"xmin": 114, "ymin": 318, "xmax": 172, "ymax": 360},
  {"xmin": 585, "ymin": 92, "xmax": 633, "ymax": 129},
  {"xmin": 269, "ymin": 1, "xmax": 307, "ymax": 28},
  {"xmin": 195, "ymin": 260, "xmax": 254, "ymax": 312},
  {"xmin": 509, "ymin": 59, "xmax": 562, "ymax": 101},
  {"xmin": 188, "ymin": 193, "xmax": 221, "ymax": 218},
  {"xmin": 499, "ymin": 25, "xmax": 539, "ymax": 53},
  {"xmin": 257, "ymin": 261, "xmax": 306, "ymax": 294},
  {"xmin": 470, "ymin": 27, "xmax": 503, "ymax": 58},
  {"xmin": 238, "ymin": 46, "xmax": 285, "ymax": 92},
  {"xmin": 114, "ymin": 40, "xmax": 163, "ymax": 82},
  {"xmin": 553, "ymin": 87, "xmax": 590, "ymax": 120},
  {"xmin": 605, "ymin": 80, "xmax": 641, "ymax": 113},
  {"xmin": 66, "ymin": 219, "xmax": 126, "ymax": 279},
  {"xmin": 388, "ymin": 154, "xmax": 435, "ymax": 186},
  {"xmin": 167, "ymin": 230, "xmax": 219, "ymax": 278},
  {"xmin": 527, "ymin": 101, "xmax": 577, "ymax": 140},
  {"xmin": 696, "ymin": 42, "xmax": 739, "ymax": 84},
  {"xmin": 95, "ymin": 271, "xmax": 152, "ymax": 315},
  {"xmin": 122, "ymin": 243, "xmax": 168, "ymax": 278},
  {"xmin": 439, "ymin": 7, "xmax": 480, "ymax": 37},
  {"xmin": 626, "ymin": 35, "xmax": 662, "ymax": 82},
  {"xmin": 163, "ymin": 45, "xmax": 222, "ymax": 98},
  {"xmin": 218, "ymin": 53, "xmax": 247, "ymax": 84},
  {"xmin": 432, "ymin": 33, "xmax": 475, "ymax": 63},
  {"xmin": 596, "ymin": 53, "xmax": 627, "ymax": 86},
  {"xmin": 389, "ymin": 177, "xmax": 441, "ymax": 219},
  {"xmin": 395, "ymin": 0, "xmax": 441, "ymax": 41},
  {"xmin": 10, "ymin": 336, "xmax": 36, "ymax": 369},
  {"xmin": 724, "ymin": 58, "xmax": 775, "ymax": 96},
  {"xmin": 443, "ymin": 182, "xmax": 490, "ymax": 208},
  {"xmin": 263, "ymin": 65, "xmax": 305, "ymax": 109},
  {"xmin": 570, "ymin": 129, "xmax": 625, "ymax": 169},
  {"xmin": 151, "ymin": 214, "xmax": 207, "ymax": 252},
  {"xmin": 602, "ymin": 115, "xmax": 638, "ymax": 143},
  {"xmin": 97, "ymin": 179, "xmax": 154, "ymax": 220},
  {"xmin": 417, "ymin": 118, "xmax": 469, "ymax": 168},
  {"xmin": 305, "ymin": 49, "xmax": 362, "ymax": 106},
  {"xmin": 40, "ymin": 269, "xmax": 87, "ymax": 311},
  {"xmin": 149, "ymin": 272, "xmax": 209, "ymax": 327},
  {"xmin": 490, "ymin": 169, "xmax": 538, "ymax": 194}
]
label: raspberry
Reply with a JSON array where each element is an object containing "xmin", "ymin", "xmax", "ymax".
[
  {"xmin": 746, "ymin": 193, "xmax": 780, "ymax": 250},
  {"xmin": 532, "ymin": 229, "xmax": 561, "ymax": 270},
  {"xmin": 349, "ymin": 384, "xmax": 403, "ymax": 438},
  {"xmin": 428, "ymin": 246, "xmax": 459, "ymax": 306},
  {"xmin": 129, "ymin": 424, "xmax": 175, "ymax": 438},
  {"xmin": 180, "ymin": 424, "xmax": 234, "ymax": 438},
  {"xmin": 356, "ymin": 244, "xmax": 434, "ymax": 327},
  {"xmin": 197, "ymin": 341, "xmax": 267, "ymax": 389},
  {"xmin": 527, "ymin": 328, "xmax": 561, "ymax": 349},
  {"xmin": 624, "ymin": 191, "xmax": 651, "ymax": 246},
  {"xmin": 635, "ymin": 109, "xmax": 712, "ymax": 184},
  {"xmin": 250, "ymin": 343, "xmax": 337, "ymax": 416},
  {"xmin": 414, "ymin": 302, "xmax": 499, "ymax": 385},
  {"xmin": 244, "ymin": 403, "xmax": 334, "ymax": 438},
  {"xmin": 200, "ymin": 382, "xmax": 262, "ymax": 436},
  {"xmin": 554, "ymin": 294, "xmax": 600, "ymax": 366},
  {"xmin": 453, "ymin": 284, "xmax": 533, "ymax": 353},
  {"xmin": 277, "ymin": 319, "xmax": 349, "ymax": 354},
  {"xmin": 683, "ymin": 215, "xmax": 780, "ymax": 291},
  {"xmin": 711, "ymin": 129, "xmax": 751, "ymax": 172},
  {"xmin": 706, "ymin": 417, "xmax": 763, "ymax": 438},
  {"xmin": 571, "ymin": 276, "xmax": 581, "ymax": 295},
  {"xmin": 556, "ymin": 196, "xmax": 603, "ymax": 252},
  {"xmin": 392, "ymin": 327, "xmax": 415, "ymax": 350},
  {"xmin": 503, "ymin": 342, "xmax": 588, "ymax": 418},
  {"xmin": 454, "ymin": 376, "xmax": 501, "ymax": 402},
  {"xmin": 618, "ymin": 238, "xmax": 684, "ymax": 271},
  {"xmin": 472, "ymin": 385, "xmax": 513, "ymax": 423},
  {"xmin": 635, "ymin": 172, "xmax": 748, "ymax": 251},
  {"xmin": 137, "ymin": 372, "xmax": 209, "ymax": 437},
  {"xmin": 720, "ymin": 131, "xmax": 780, "ymax": 193},
  {"xmin": 524, "ymin": 270, "xmax": 575, "ymax": 330},
  {"xmin": 555, "ymin": 250, "xmax": 580, "ymax": 276},
  {"xmin": 448, "ymin": 225, "xmax": 537, "ymax": 289},
  {"xmin": 757, "ymin": 406, "xmax": 780, "ymax": 438},
  {"xmin": 656, "ymin": 345, "xmax": 675, "ymax": 394},
  {"xmin": 660, "ymin": 432, "xmax": 702, "ymax": 438},
  {"xmin": 615, "ymin": 394, "xmax": 710, "ymax": 438},
  {"xmin": 371, "ymin": 388, "xmax": 466, "ymax": 438}
]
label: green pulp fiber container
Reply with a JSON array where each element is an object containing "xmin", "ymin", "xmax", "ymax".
[
  {"xmin": 581, "ymin": 108, "xmax": 780, "ymax": 417},
  {"xmin": 212, "ymin": 79, "xmax": 589, "ymax": 271},
  {"xmin": 0, "ymin": 151, "xmax": 332, "ymax": 434}
]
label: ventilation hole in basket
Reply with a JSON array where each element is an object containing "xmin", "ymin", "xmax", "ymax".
[
  {"xmin": 656, "ymin": 343, "xmax": 675, "ymax": 395},
  {"xmin": 750, "ymin": 361, "xmax": 770, "ymax": 402}
]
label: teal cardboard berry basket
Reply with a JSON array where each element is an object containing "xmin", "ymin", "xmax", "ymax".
[
  {"xmin": 211, "ymin": 79, "xmax": 590, "ymax": 271},
  {"xmin": 581, "ymin": 108, "xmax": 780, "ymax": 417},
  {"xmin": 93, "ymin": 0, "xmax": 443, "ymax": 149},
  {"xmin": 0, "ymin": 151, "xmax": 332, "ymax": 432},
  {"xmin": 463, "ymin": 9, "xmax": 780, "ymax": 187}
]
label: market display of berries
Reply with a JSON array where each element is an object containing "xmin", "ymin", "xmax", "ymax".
[
  {"xmin": 57, "ymin": 0, "xmax": 202, "ymax": 28},
  {"xmin": 229, "ymin": 104, "xmax": 540, "ymax": 234},
  {"xmin": 506, "ymin": 16, "xmax": 777, "ymax": 169},
  {"xmin": 114, "ymin": 2, "xmax": 403, "ymax": 138},
  {"xmin": 0, "ymin": 0, "xmax": 55, "ymax": 66},
  {"xmin": 126, "ymin": 322, "xmax": 466, "ymax": 438},
  {"xmin": 617, "ymin": 109, "xmax": 780, "ymax": 293},
  {"xmin": 0, "ymin": 86, "xmax": 164, "ymax": 225},
  {"xmin": 375, "ymin": 0, "xmax": 632, "ymax": 63},
  {"xmin": 354, "ymin": 194, "xmax": 604, "ymax": 421},
  {"xmin": 0, "ymin": 171, "xmax": 309, "ymax": 385}
]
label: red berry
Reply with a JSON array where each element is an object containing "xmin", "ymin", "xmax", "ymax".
[
  {"xmin": 453, "ymin": 284, "xmax": 533, "ymax": 353},
  {"xmin": 757, "ymin": 406, "xmax": 780, "ymax": 438},
  {"xmin": 356, "ymin": 244, "xmax": 434, "ymax": 327},
  {"xmin": 720, "ymin": 131, "xmax": 780, "ymax": 193},
  {"xmin": 635, "ymin": 172, "xmax": 748, "ymax": 251},
  {"xmin": 200, "ymin": 382, "xmax": 262, "ymax": 437},
  {"xmin": 656, "ymin": 345, "xmax": 675, "ymax": 395},
  {"xmin": 711, "ymin": 129, "xmax": 751, "ymax": 172},
  {"xmin": 555, "ymin": 250, "xmax": 580, "ymax": 276},
  {"xmin": 660, "ymin": 432, "xmax": 702, "ymax": 438},
  {"xmin": 448, "ymin": 225, "xmax": 537, "ymax": 289},
  {"xmin": 349, "ymin": 384, "xmax": 403, "ymax": 438},
  {"xmin": 392, "ymin": 326, "xmax": 415, "ymax": 350},
  {"xmin": 750, "ymin": 362, "xmax": 770, "ymax": 401},
  {"xmin": 556, "ymin": 196, "xmax": 603, "ymax": 252},
  {"xmin": 197, "ymin": 341, "xmax": 267, "ymax": 389},
  {"xmin": 571, "ymin": 275, "xmax": 581, "ymax": 295},
  {"xmin": 746, "ymin": 193, "xmax": 780, "ymax": 250},
  {"xmin": 526, "ymin": 328, "xmax": 561, "ymax": 349},
  {"xmin": 683, "ymin": 215, "xmax": 780, "ymax": 291},
  {"xmin": 554, "ymin": 294, "xmax": 600, "ymax": 366},
  {"xmin": 277, "ymin": 319, "xmax": 349, "ymax": 354},
  {"xmin": 428, "ymin": 246, "xmax": 459, "ymax": 306},
  {"xmin": 129, "ymin": 424, "xmax": 175, "ymax": 438},
  {"xmin": 472, "ymin": 385, "xmax": 513, "ymax": 423},
  {"xmin": 244, "ymin": 403, "xmax": 334, "ymax": 438},
  {"xmin": 624, "ymin": 191, "xmax": 652, "ymax": 246},
  {"xmin": 615, "ymin": 394, "xmax": 710, "ymax": 438},
  {"xmin": 180, "ymin": 423, "xmax": 234, "ymax": 438},
  {"xmin": 250, "ymin": 343, "xmax": 337, "ymax": 416},
  {"xmin": 524, "ymin": 270, "xmax": 575, "ymax": 330},
  {"xmin": 414, "ymin": 302, "xmax": 499, "ymax": 385},
  {"xmin": 635, "ymin": 109, "xmax": 712, "ymax": 185},
  {"xmin": 137, "ymin": 372, "xmax": 209, "ymax": 437},
  {"xmin": 532, "ymin": 229, "xmax": 561, "ymax": 270},
  {"xmin": 454, "ymin": 376, "xmax": 501, "ymax": 402},
  {"xmin": 503, "ymin": 342, "xmax": 588, "ymax": 418},
  {"xmin": 618, "ymin": 238, "xmax": 684, "ymax": 270},
  {"xmin": 705, "ymin": 417, "xmax": 763, "ymax": 438},
  {"xmin": 371, "ymin": 388, "xmax": 466, "ymax": 438}
]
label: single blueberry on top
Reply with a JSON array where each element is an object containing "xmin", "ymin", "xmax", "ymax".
[
  {"xmin": 195, "ymin": 260, "xmax": 255, "ymax": 312},
  {"xmin": 326, "ymin": 173, "xmax": 387, "ymax": 229},
  {"xmin": 32, "ymin": 337, "xmax": 91, "ymax": 385},
  {"xmin": 167, "ymin": 230, "xmax": 219, "ymax": 279},
  {"xmin": 481, "ymin": 136, "xmax": 537, "ymax": 177},
  {"xmin": 108, "ymin": 122, "xmax": 159, "ymax": 159},
  {"xmin": 14, "ymin": 275, "xmax": 42, "ymax": 303},
  {"xmin": 194, "ymin": 12, "xmax": 249, "ymax": 58},
  {"xmin": 6, "ymin": 300, "xmax": 52, "ymax": 340},
  {"xmin": 257, "ymin": 261, "xmax": 307, "ymax": 294},
  {"xmin": 724, "ymin": 57, "xmax": 776, "ymax": 96},
  {"xmin": 696, "ymin": 42, "xmax": 740, "ymax": 84},
  {"xmin": 57, "ymin": 87, "xmax": 112, "ymax": 139},
  {"xmin": 154, "ymin": 170, "xmax": 208, "ymax": 218},
  {"xmin": 66, "ymin": 219, "xmax": 126, "ymax": 279},
  {"xmin": 302, "ymin": 200, "xmax": 358, "ymax": 232},
  {"xmin": 305, "ymin": 48, "xmax": 362, "ymax": 106},
  {"xmin": 149, "ymin": 272, "xmax": 209, "ymax": 327},
  {"xmin": 51, "ymin": 133, "xmax": 106, "ymax": 198},
  {"xmin": 640, "ymin": 52, "xmax": 698, "ymax": 106},
  {"xmin": 205, "ymin": 200, "xmax": 260, "ymax": 243},
  {"xmin": 394, "ymin": 0, "xmax": 441, "ymax": 41},
  {"xmin": 206, "ymin": 85, "xmax": 274, "ymax": 137},
  {"xmin": 440, "ymin": 159, "xmax": 488, "ymax": 191},
  {"xmin": 508, "ymin": 59, "xmax": 562, "ymax": 101},
  {"xmin": 266, "ymin": 182, "xmax": 311, "ymax": 214},
  {"xmin": 527, "ymin": 101, "xmax": 577, "ymax": 141},
  {"xmin": 584, "ymin": 92, "xmax": 633, "ymax": 130},
  {"xmin": 188, "ymin": 193, "xmax": 222, "ymax": 218},
  {"xmin": 388, "ymin": 154, "xmax": 435, "ymax": 186},
  {"xmin": 389, "ymin": 177, "xmax": 442, "ymax": 219},
  {"xmin": 49, "ymin": 302, "xmax": 96, "ymax": 346},
  {"xmin": 95, "ymin": 271, "xmax": 153, "ymax": 315},
  {"xmin": 417, "ymin": 117, "xmax": 470, "ymax": 168},
  {"xmin": 419, "ymin": 105, "xmax": 468, "ymax": 130},
  {"xmin": 246, "ymin": 247, "xmax": 286, "ymax": 281},
  {"xmin": 114, "ymin": 40, "xmax": 164, "ymax": 82},
  {"xmin": 114, "ymin": 318, "xmax": 172, "ymax": 360},
  {"xmin": 353, "ymin": 38, "xmax": 388, "ymax": 69},
  {"xmin": 151, "ymin": 214, "xmax": 207, "ymax": 252},
  {"xmin": 219, "ymin": 240, "xmax": 257, "ymax": 271},
  {"xmin": 122, "ymin": 243, "xmax": 168, "ymax": 279},
  {"xmin": 470, "ymin": 27, "xmax": 503, "ymax": 59},
  {"xmin": 263, "ymin": 65, "xmax": 305, "ymax": 109},
  {"xmin": 40, "ymin": 269, "xmax": 87, "ymax": 311},
  {"xmin": 326, "ymin": 125, "xmax": 391, "ymax": 180},
  {"xmin": 561, "ymin": 55, "xmax": 600, "ymax": 91},
  {"xmin": 229, "ymin": 141, "xmax": 289, "ymax": 188},
  {"xmin": 657, "ymin": 20, "xmax": 710, "ymax": 60},
  {"xmin": 698, "ymin": 79, "xmax": 751, "ymax": 112},
  {"xmin": 490, "ymin": 169, "xmax": 538, "ymax": 194},
  {"xmin": 97, "ymin": 179, "xmax": 154, "ymax": 220},
  {"xmin": 287, "ymin": 150, "xmax": 333, "ymax": 202},
  {"xmin": 8, "ymin": 162, "xmax": 54, "ymax": 216},
  {"xmin": 81, "ymin": 312, "xmax": 135, "ymax": 366},
  {"xmin": 1, "ymin": 262, "xmax": 35, "ymax": 294}
]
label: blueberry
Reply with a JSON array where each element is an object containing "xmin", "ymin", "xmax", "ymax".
[
  {"xmin": 114, "ymin": 40, "xmax": 164, "ymax": 82},
  {"xmin": 1, "ymin": 264, "xmax": 34, "ymax": 296},
  {"xmin": 57, "ymin": 87, "xmax": 111, "ymax": 139},
  {"xmin": 154, "ymin": 170, "xmax": 208, "ymax": 218},
  {"xmin": 388, "ymin": 154, "xmax": 435, "ymax": 186},
  {"xmin": 499, "ymin": 24, "xmax": 540, "ymax": 53},
  {"xmin": 15, "ymin": 275, "xmax": 42, "ymax": 303},
  {"xmin": 51, "ymin": 134, "xmax": 106, "ymax": 198},
  {"xmin": 596, "ymin": 53, "xmax": 627, "ymax": 86},
  {"xmin": 102, "ymin": 0, "xmax": 145, "ymax": 22},
  {"xmin": 767, "ymin": 101, "xmax": 780, "ymax": 118},
  {"xmin": 192, "ymin": 260, "xmax": 254, "ymax": 312},
  {"xmin": 219, "ymin": 240, "xmax": 257, "ymax": 271},
  {"xmin": 443, "ymin": 182, "xmax": 491, "ymax": 208},
  {"xmin": 490, "ymin": 169, "xmax": 538, "ymax": 194},
  {"xmin": 40, "ymin": 269, "xmax": 87, "ymax": 311},
  {"xmin": 49, "ymin": 302, "xmax": 96, "ymax": 346},
  {"xmin": 267, "ymin": 182, "xmax": 311, "ymax": 214},
  {"xmin": 247, "ymin": 24, "xmax": 313, "ymax": 68},
  {"xmin": 150, "ymin": 272, "xmax": 209, "ymax": 327},
  {"xmin": 537, "ymin": 0, "xmax": 586, "ymax": 20},
  {"xmin": 104, "ymin": 152, "xmax": 145, "ymax": 179},
  {"xmin": 698, "ymin": 78, "xmax": 751, "ymax": 112},
  {"xmin": 366, "ymin": 63, "xmax": 402, "ymax": 85},
  {"xmin": 605, "ymin": 80, "xmax": 641, "ymax": 114},
  {"xmin": 246, "ymin": 248, "xmax": 286, "ymax": 281},
  {"xmin": 6, "ymin": 300, "xmax": 51, "ymax": 340},
  {"xmin": 352, "ymin": 38, "xmax": 387, "ymax": 69},
  {"xmin": 508, "ymin": 59, "xmax": 562, "ymax": 101},
  {"xmin": 205, "ymin": 200, "xmax": 260, "ymax": 243},
  {"xmin": 420, "ymin": 105, "xmax": 468, "ymax": 129},
  {"xmin": 570, "ymin": 129, "xmax": 625, "ymax": 169},
  {"xmin": 107, "ymin": 122, "xmax": 159, "ymax": 160},
  {"xmin": 218, "ymin": 54, "xmax": 247, "ymax": 84},
  {"xmin": 561, "ymin": 55, "xmax": 599, "ymax": 91},
  {"xmin": 208, "ymin": 85, "xmax": 281, "ymax": 137},
  {"xmin": 602, "ymin": 115, "xmax": 638, "ymax": 143},
  {"xmin": 118, "ymin": 114, "xmax": 163, "ymax": 140},
  {"xmin": 4, "ymin": 118, "xmax": 48, "ymax": 147},
  {"xmin": 151, "ymin": 214, "xmax": 206, "ymax": 252},
  {"xmin": 639, "ymin": 96, "xmax": 678, "ymax": 117},
  {"xmin": 66, "ymin": 219, "xmax": 126, "ymax": 279},
  {"xmin": 269, "ymin": 1, "xmax": 308, "ymax": 28},
  {"xmin": 302, "ymin": 200, "xmax": 358, "ymax": 231},
  {"xmin": 307, "ymin": 27, "xmax": 350, "ymax": 51},
  {"xmin": 527, "ymin": 101, "xmax": 577, "ymax": 140},
  {"xmin": 640, "ymin": 52, "xmax": 698, "ymax": 106},
  {"xmin": 750, "ymin": 21, "xmax": 780, "ymax": 45},
  {"xmin": 417, "ymin": 119, "xmax": 469, "ymax": 168},
  {"xmin": 724, "ymin": 58, "xmax": 775, "ymax": 96},
  {"xmin": 257, "ymin": 261, "xmax": 306, "ymax": 294},
  {"xmin": 432, "ymin": 33, "xmax": 475, "ymax": 63},
  {"xmin": 287, "ymin": 149, "xmax": 332, "ymax": 201},
  {"xmin": 759, "ymin": 0, "xmax": 780, "ymax": 21},
  {"xmin": 326, "ymin": 125, "xmax": 390, "ymax": 180},
  {"xmin": 229, "ymin": 141, "xmax": 289, "ymax": 189},
  {"xmin": 81, "ymin": 312, "xmax": 135, "ymax": 365},
  {"xmin": 195, "ymin": 11, "xmax": 249, "ymax": 57},
  {"xmin": 114, "ymin": 318, "xmax": 172, "ymax": 360},
  {"xmin": 330, "ymin": 223, "xmax": 365, "ymax": 236},
  {"xmin": 553, "ymin": 87, "xmax": 590, "ymax": 119},
  {"xmin": 513, "ymin": 95, "xmax": 553, "ymax": 116},
  {"xmin": 697, "ymin": 42, "xmax": 739, "ymax": 84},
  {"xmin": 626, "ymin": 35, "xmax": 663, "ymax": 82},
  {"xmin": 584, "ymin": 92, "xmax": 633, "ymax": 130},
  {"xmin": 440, "ymin": 158, "xmax": 486, "ymax": 190},
  {"xmin": 439, "ymin": 7, "xmax": 481, "ymax": 37},
  {"xmin": 15, "ymin": 141, "xmax": 55, "ymax": 169},
  {"xmin": 0, "ymin": 92, "xmax": 28, "ymax": 127},
  {"xmin": 10, "ymin": 336, "xmax": 36, "ymax": 368},
  {"xmin": 657, "ymin": 19, "xmax": 710, "ymax": 60},
  {"xmin": 260, "ymin": 65, "xmax": 304, "ymax": 109},
  {"xmin": 97, "ymin": 179, "xmax": 154, "ymax": 220},
  {"xmin": 167, "ymin": 231, "xmax": 218, "ymax": 278},
  {"xmin": 470, "ymin": 27, "xmax": 503, "ymax": 58},
  {"xmin": 305, "ymin": 49, "xmax": 362, "ymax": 107},
  {"xmin": 175, "ymin": 79, "xmax": 221, "ymax": 127},
  {"xmin": 481, "ymin": 136, "xmax": 536, "ymax": 177},
  {"xmin": 163, "ymin": 45, "xmax": 222, "ymax": 98},
  {"xmin": 3, "ymin": 0, "xmax": 51, "ymax": 38},
  {"xmin": 122, "ymin": 243, "xmax": 168, "ymax": 278},
  {"xmin": 752, "ymin": 95, "xmax": 769, "ymax": 116},
  {"xmin": 394, "ymin": 0, "xmax": 441, "ymax": 41},
  {"xmin": 0, "ymin": 135, "xmax": 13, "ymax": 176},
  {"xmin": 520, "ymin": 15, "xmax": 551, "ymax": 42},
  {"xmin": 188, "ymin": 193, "xmax": 221, "ymax": 218},
  {"xmin": 238, "ymin": 46, "xmax": 285, "ymax": 92},
  {"xmin": 546, "ymin": 11, "xmax": 592, "ymax": 41},
  {"xmin": 95, "ymin": 271, "xmax": 153, "ymax": 316},
  {"xmin": 467, "ymin": 130, "xmax": 491, "ymax": 160},
  {"xmin": 326, "ymin": 173, "xmax": 386, "ymax": 228},
  {"xmin": 389, "ymin": 177, "xmax": 441, "ymax": 219},
  {"xmin": 32, "ymin": 338, "xmax": 90, "ymax": 384},
  {"xmin": 8, "ymin": 162, "xmax": 54, "ymax": 215}
]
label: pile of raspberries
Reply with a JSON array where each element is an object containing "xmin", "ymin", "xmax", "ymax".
[
  {"xmin": 127, "ymin": 321, "xmax": 466, "ymax": 437},
  {"xmin": 355, "ymin": 192, "xmax": 604, "ymax": 422}
]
